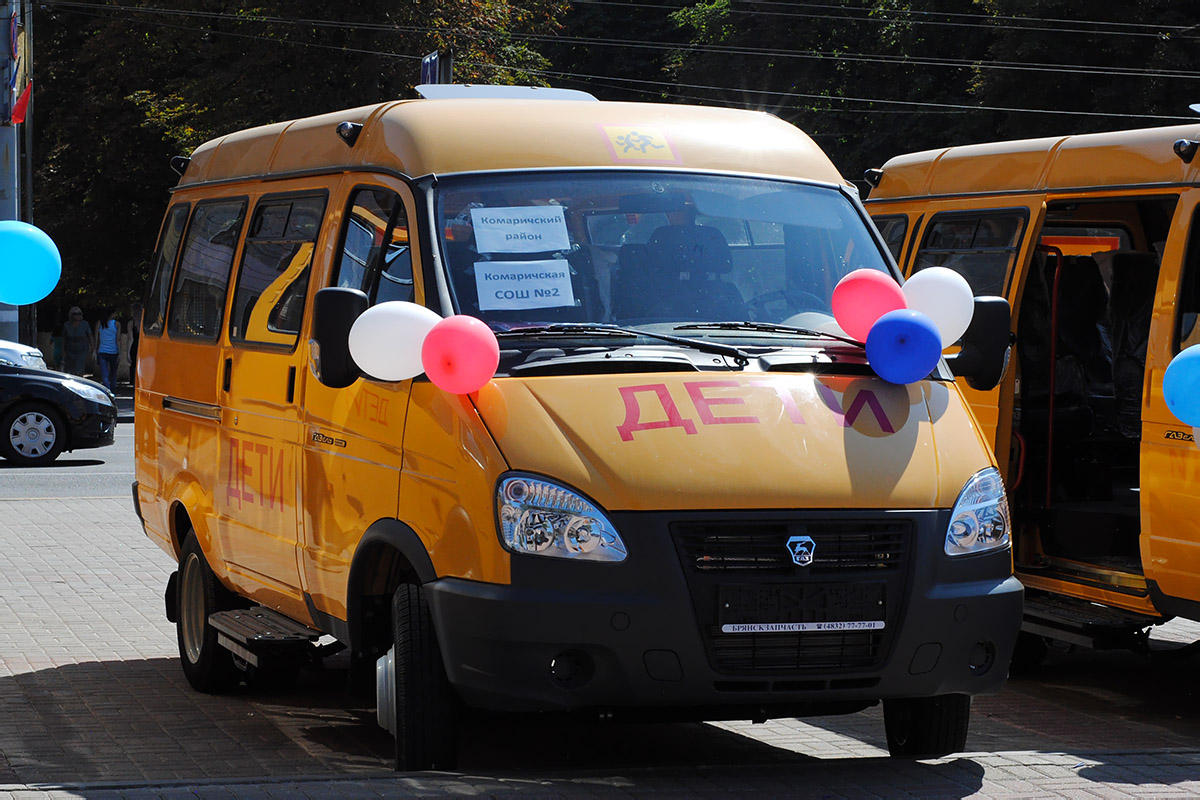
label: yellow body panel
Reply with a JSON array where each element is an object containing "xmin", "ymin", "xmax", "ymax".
[
  {"xmin": 182, "ymin": 100, "xmax": 846, "ymax": 187},
  {"xmin": 867, "ymin": 124, "xmax": 1200, "ymax": 619},
  {"xmin": 476, "ymin": 373, "xmax": 991, "ymax": 512}
]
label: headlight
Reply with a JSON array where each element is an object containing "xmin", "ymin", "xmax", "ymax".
[
  {"xmin": 496, "ymin": 475, "xmax": 627, "ymax": 562},
  {"xmin": 945, "ymin": 467, "xmax": 1010, "ymax": 557},
  {"xmin": 63, "ymin": 379, "xmax": 113, "ymax": 405}
]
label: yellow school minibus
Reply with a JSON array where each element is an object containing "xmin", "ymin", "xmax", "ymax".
[
  {"xmin": 133, "ymin": 86, "xmax": 1021, "ymax": 769},
  {"xmin": 865, "ymin": 124, "xmax": 1200, "ymax": 660}
]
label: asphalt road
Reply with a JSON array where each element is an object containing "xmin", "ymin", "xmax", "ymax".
[
  {"xmin": 0, "ymin": 389, "xmax": 134, "ymax": 500},
  {"xmin": 3, "ymin": 386, "xmax": 1200, "ymax": 797}
]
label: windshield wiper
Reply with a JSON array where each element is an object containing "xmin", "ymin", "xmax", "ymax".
[
  {"xmin": 674, "ymin": 321, "xmax": 864, "ymax": 348},
  {"xmin": 495, "ymin": 323, "xmax": 751, "ymax": 365}
]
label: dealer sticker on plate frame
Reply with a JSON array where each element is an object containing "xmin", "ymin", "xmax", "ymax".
[{"xmin": 721, "ymin": 620, "xmax": 886, "ymax": 634}]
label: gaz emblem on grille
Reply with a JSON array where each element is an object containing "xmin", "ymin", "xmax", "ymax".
[{"xmin": 786, "ymin": 535, "xmax": 816, "ymax": 566}]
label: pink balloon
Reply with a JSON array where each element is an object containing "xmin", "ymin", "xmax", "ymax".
[
  {"xmin": 421, "ymin": 315, "xmax": 500, "ymax": 395},
  {"xmin": 831, "ymin": 269, "xmax": 907, "ymax": 342}
]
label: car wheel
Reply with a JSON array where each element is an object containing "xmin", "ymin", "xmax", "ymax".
[
  {"xmin": 1, "ymin": 403, "xmax": 66, "ymax": 465},
  {"xmin": 378, "ymin": 583, "xmax": 458, "ymax": 771},
  {"xmin": 883, "ymin": 693, "xmax": 971, "ymax": 758},
  {"xmin": 177, "ymin": 531, "xmax": 241, "ymax": 693}
]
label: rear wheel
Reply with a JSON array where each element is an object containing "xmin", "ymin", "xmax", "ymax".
[
  {"xmin": 378, "ymin": 583, "xmax": 458, "ymax": 771},
  {"xmin": 177, "ymin": 531, "xmax": 241, "ymax": 693},
  {"xmin": 883, "ymin": 694, "xmax": 971, "ymax": 758},
  {"xmin": 1, "ymin": 403, "xmax": 66, "ymax": 465}
]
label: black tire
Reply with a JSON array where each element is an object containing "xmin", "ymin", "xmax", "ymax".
[
  {"xmin": 883, "ymin": 694, "xmax": 971, "ymax": 758},
  {"xmin": 0, "ymin": 403, "xmax": 66, "ymax": 465},
  {"xmin": 390, "ymin": 583, "xmax": 458, "ymax": 771},
  {"xmin": 1010, "ymin": 631, "xmax": 1050, "ymax": 674},
  {"xmin": 176, "ymin": 531, "xmax": 241, "ymax": 693}
]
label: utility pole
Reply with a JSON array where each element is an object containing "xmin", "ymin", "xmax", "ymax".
[{"xmin": 0, "ymin": 0, "xmax": 30, "ymax": 343}]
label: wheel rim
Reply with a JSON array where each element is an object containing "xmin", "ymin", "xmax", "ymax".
[
  {"xmin": 9, "ymin": 411, "xmax": 57, "ymax": 457},
  {"xmin": 180, "ymin": 553, "xmax": 206, "ymax": 663}
]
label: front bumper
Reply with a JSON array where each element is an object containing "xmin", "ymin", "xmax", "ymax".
[
  {"xmin": 427, "ymin": 509, "xmax": 1023, "ymax": 717},
  {"xmin": 68, "ymin": 401, "xmax": 117, "ymax": 450}
]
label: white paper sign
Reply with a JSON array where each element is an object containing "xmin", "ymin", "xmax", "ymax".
[
  {"xmin": 476, "ymin": 260, "xmax": 576, "ymax": 311},
  {"xmin": 471, "ymin": 206, "xmax": 571, "ymax": 253}
]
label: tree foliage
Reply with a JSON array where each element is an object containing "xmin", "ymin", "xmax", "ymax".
[
  {"xmin": 34, "ymin": 0, "xmax": 566, "ymax": 322},
  {"xmin": 31, "ymin": 0, "xmax": 1200, "ymax": 325}
]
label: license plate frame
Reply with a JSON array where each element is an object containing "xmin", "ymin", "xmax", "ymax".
[{"xmin": 718, "ymin": 582, "xmax": 886, "ymax": 633}]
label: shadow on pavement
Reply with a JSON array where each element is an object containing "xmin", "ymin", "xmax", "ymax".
[
  {"xmin": 0, "ymin": 458, "xmax": 106, "ymax": 470},
  {"xmin": 3, "ymin": 657, "xmax": 937, "ymax": 788}
]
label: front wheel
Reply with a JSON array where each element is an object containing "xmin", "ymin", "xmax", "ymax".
[
  {"xmin": 177, "ymin": 532, "xmax": 241, "ymax": 693},
  {"xmin": 1, "ymin": 403, "xmax": 66, "ymax": 465},
  {"xmin": 883, "ymin": 694, "xmax": 971, "ymax": 758},
  {"xmin": 378, "ymin": 583, "xmax": 458, "ymax": 770}
]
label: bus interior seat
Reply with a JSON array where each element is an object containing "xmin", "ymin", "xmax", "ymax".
[
  {"xmin": 611, "ymin": 243, "xmax": 651, "ymax": 319},
  {"xmin": 1101, "ymin": 250, "xmax": 1161, "ymax": 439},
  {"xmin": 639, "ymin": 224, "xmax": 745, "ymax": 320}
]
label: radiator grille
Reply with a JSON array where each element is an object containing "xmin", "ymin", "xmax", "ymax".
[
  {"xmin": 671, "ymin": 516, "xmax": 914, "ymax": 675},
  {"xmin": 675, "ymin": 520, "xmax": 908, "ymax": 574}
]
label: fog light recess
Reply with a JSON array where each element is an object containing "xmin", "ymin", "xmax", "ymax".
[
  {"xmin": 549, "ymin": 649, "xmax": 595, "ymax": 689},
  {"xmin": 969, "ymin": 640, "xmax": 996, "ymax": 675}
]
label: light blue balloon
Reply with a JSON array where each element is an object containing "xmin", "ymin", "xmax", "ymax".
[
  {"xmin": 1163, "ymin": 345, "xmax": 1200, "ymax": 428},
  {"xmin": 0, "ymin": 221, "xmax": 62, "ymax": 305},
  {"xmin": 865, "ymin": 309, "xmax": 943, "ymax": 385}
]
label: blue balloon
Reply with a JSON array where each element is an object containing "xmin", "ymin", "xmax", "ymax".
[
  {"xmin": 1163, "ymin": 345, "xmax": 1200, "ymax": 427},
  {"xmin": 0, "ymin": 221, "xmax": 62, "ymax": 306},
  {"xmin": 865, "ymin": 309, "xmax": 943, "ymax": 385}
]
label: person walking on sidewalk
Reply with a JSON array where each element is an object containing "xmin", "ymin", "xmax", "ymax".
[
  {"xmin": 95, "ymin": 309, "xmax": 120, "ymax": 391},
  {"xmin": 61, "ymin": 307, "xmax": 92, "ymax": 375}
]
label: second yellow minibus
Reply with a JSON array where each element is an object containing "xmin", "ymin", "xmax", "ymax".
[{"xmin": 866, "ymin": 124, "xmax": 1200, "ymax": 659}]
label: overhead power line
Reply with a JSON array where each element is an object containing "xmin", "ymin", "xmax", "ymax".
[
  {"xmin": 40, "ymin": 1, "xmax": 1200, "ymax": 124},
  {"xmin": 747, "ymin": 0, "xmax": 1199, "ymax": 34},
  {"xmin": 40, "ymin": 0, "xmax": 1200, "ymax": 83},
  {"xmin": 572, "ymin": 0, "xmax": 1200, "ymax": 41}
]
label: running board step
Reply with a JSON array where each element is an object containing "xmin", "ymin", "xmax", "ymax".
[
  {"xmin": 209, "ymin": 607, "xmax": 321, "ymax": 667},
  {"xmin": 1022, "ymin": 589, "xmax": 1162, "ymax": 649}
]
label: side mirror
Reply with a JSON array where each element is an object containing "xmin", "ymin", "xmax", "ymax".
[
  {"xmin": 946, "ymin": 296, "xmax": 1011, "ymax": 391},
  {"xmin": 310, "ymin": 287, "xmax": 368, "ymax": 388}
]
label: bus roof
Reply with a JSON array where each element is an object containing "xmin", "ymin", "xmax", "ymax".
[
  {"xmin": 179, "ymin": 98, "xmax": 846, "ymax": 188},
  {"xmin": 868, "ymin": 123, "xmax": 1200, "ymax": 201}
]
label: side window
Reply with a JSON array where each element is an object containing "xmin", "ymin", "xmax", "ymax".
[
  {"xmin": 142, "ymin": 204, "xmax": 190, "ymax": 337},
  {"xmin": 871, "ymin": 214, "xmax": 908, "ymax": 262},
  {"xmin": 334, "ymin": 187, "xmax": 413, "ymax": 305},
  {"xmin": 1176, "ymin": 207, "xmax": 1200, "ymax": 352},
  {"xmin": 167, "ymin": 199, "xmax": 246, "ymax": 341},
  {"xmin": 229, "ymin": 194, "xmax": 327, "ymax": 347},
  {"xmin": 914, "ymin": 212, "xmax": 1025, "ymax": 297}
]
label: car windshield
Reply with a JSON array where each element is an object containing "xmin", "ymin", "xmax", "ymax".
[{"xmin": 435, "ymin": 171, "xmax": 891, "ymax": 342}]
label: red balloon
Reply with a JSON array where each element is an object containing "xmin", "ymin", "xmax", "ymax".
[
  {"xmin": 831, "ymin": 269, "xmax": 907, "ymax": 342},
  {"xmin": 421, "ymin": 315, "xmax": 500, "ymax": 395}
]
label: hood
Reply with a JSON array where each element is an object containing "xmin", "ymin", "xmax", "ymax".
[{"xmin": 473, "ymin": 372, "xmax": 993, "ymax": 512}]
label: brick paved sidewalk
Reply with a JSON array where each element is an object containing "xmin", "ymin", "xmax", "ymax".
[
  {"xmin": 3, "ymin": 497, "xmax": 1200, "ymax": 798},
  {"xmin": 4, "ymin": 750, "xmax": 1200, "ymax": 798}
]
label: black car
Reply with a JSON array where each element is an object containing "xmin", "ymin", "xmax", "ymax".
[{"xmin": 0, "ymin": 361, "xmax": 117, "ymax": 465}]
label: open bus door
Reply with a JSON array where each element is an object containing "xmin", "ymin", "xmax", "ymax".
[{"xmin": 871, "ymin": 195, "xmax": 1048, "ymax": 483}]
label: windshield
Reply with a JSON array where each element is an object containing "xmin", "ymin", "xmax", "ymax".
[{"xmin": 435, "ymin": 171, "xmax": 891, "ymax": 339}]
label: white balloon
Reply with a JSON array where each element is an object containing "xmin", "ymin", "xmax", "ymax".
[
  {"xmin": 902, "ymin": 267, "xmax": 975, "ymax": 348},
  {"xmin": 348, "ymin": 301, "xmax": 443, "ymax": 381}
]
